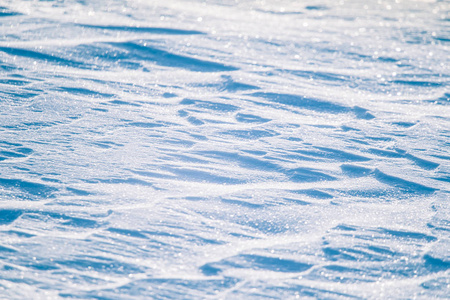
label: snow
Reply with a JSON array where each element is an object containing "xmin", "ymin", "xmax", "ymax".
[{"xmin": 0, "ymin": 0, "xmax": 449, "ymax": 298}]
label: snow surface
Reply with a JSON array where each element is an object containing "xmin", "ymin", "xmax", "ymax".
[{"xmin": 0, "ymin": 0, "xmax": 449, "ymax": 298}]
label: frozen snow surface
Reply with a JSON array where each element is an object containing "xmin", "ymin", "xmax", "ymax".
[{"xmin": 0, "ymin": 0, "xmax": 449, "ymax": 298}]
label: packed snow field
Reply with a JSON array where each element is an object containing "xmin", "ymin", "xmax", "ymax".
[{"xmin": 0, "ymin": 0, "xmax": 449, "ymax": 298}]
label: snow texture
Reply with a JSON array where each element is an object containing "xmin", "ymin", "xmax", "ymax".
[{"xmin": 0, "ymin": 0, "xmax": 449, "ymax": 299}]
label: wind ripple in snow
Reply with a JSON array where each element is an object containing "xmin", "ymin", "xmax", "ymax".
[{"xmin": 0, "ymin": 0, "xmax": 449, "ymax": 299}]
